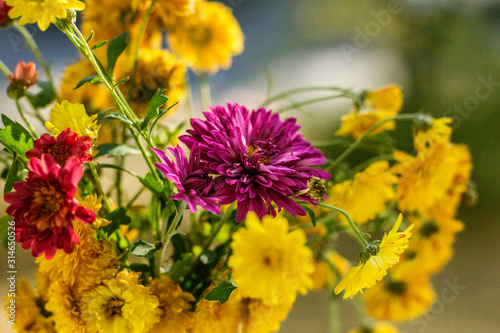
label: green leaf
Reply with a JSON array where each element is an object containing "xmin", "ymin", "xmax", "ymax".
[
  {"xmin": 89, "ymin": 77, "xmax": 103, "ymax": 85},
  {"xmin": 95, "ymin": 143, "xmax": 141, "ymax": 158},
  {"xmin": 139, "ymin": 172, "xmax": 163, "ymax": 193},
  {"xmin": 4, "ymin": 157, "xmax": 19, "ymax": 194},
  {"xmin": 73, "ymin": 75, "xmax": 99, "ymax": 90},
  {"xmin": 86, "ymin": 30, "xmax": 95, "ymax": 43},
  {"xmin": 97, "ymin": 107, "xmax": 119, "ymax": 116},
  {"xmin": 130, "ymin": 240, "xmax": 156, "ymax": 258},
  {"xmin": 25, "ymin": 81, "xmax": 56, "ymax": 108},
  {"xmin": 103, "ymin": 207, "xmax": 132, "ymax": 235},
  {"xmin": 303, "ymin": 206, "xmax": 317, "ymax": 227},
  {"xmin": 114, "ymin": 77, "xmax": 130, "ymax": 87},
  {"xmin": 141, "ymin": 89, "xmax": 168, "ymax": 129},
  {"xmin": 100, "ymin": 112, "xmax": 133, "ymax": 125},
  {"xmin": 91, "ymin": 40, "xmax": 108, "ymax": 50},
  {"xmin": 168, "ymin": 253, "xmax": 193, "ymax": 282},
  {"xmin": 107, "ymin": 32, "xmax": 128, "ymax": 75},
  {"xmin": 205, "ymin": 281, "xmax": 237, "ymax": 304},
  {"xmin": 0, "ymin": 216, "xmax": 13, "ymax": 250},
  {"xmin": 0, "ymin": 115, "xmax": 33, "ymax": 162}
]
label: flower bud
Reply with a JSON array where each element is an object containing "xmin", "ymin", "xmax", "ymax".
[{"xmin": 7, "ymin": 62, "xmax": 38, "ymax": 99}]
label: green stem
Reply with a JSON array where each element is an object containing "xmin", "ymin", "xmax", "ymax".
[
  {"xmin": 316, "ymin": 202, "xmax": 369, "ymax": 248},
  {"xmin": 126, "ymin": 187, "xmax": 145, "ymax": 208},
  {"xmin": 199, "ymin": 73, "xmax": 211, "ymax": 109},
  {"xmin": 326, "ymin": 113, "xmax": 421, "ymax": 173},
  {"xmin": 0, "ymin": 57, "xmax": 11, "ymax": 77},
  {"xmin": 89, "ymin": 161, "xmax": 113, "ymax": 213},
  {"xmin": 329, "ymin": 297, "xmax": 341, "ymax": 333},
  {"xmin": 275, "ymin": 94, "xmax": 345, "ymax": 113},
  {"xmin": 154, "ymin": 201, "xmax": 188, "ymax": 277},
  {"xmin": 13, "ymin": 22, "xmax": 58, "ymax": 101},
  {"xmin": 91, "ymin": 224, "xmax": 120, "ymax": 254},
  {"xmin": 261, "ymin": 86, "xmax": 358, "ymax": 107},
  {"xmin": 14, "ymin": 98, "xmax": 37, "ymax": 137}
]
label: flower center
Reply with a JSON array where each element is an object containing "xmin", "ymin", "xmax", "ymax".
[
  {"xmin": 262, "ymin": 248, "xmax": 281, "ymax": 267},
  {"xmin": 385, "ymin": 280, "xmax": 408, "ymax": 295},
  {"xmin": 189, "ymin": 25, "xmax": 213, "ymax": 46},
  {"xmin": 419, "ymin": 220, "xmax": 439, "ymax": 238},
  {"xmin": 32, "ymin": 185, "xmax": 64, "ymax": 215},
  {"xmin": 247, "ymin": 145, "xmax": 271, "ymax": 165},
  {"xmin": 46, "ymin": 144, "xmax": 70, "ymax": 165},
  {"xmin": 107, "ymin": 298, "xmax": 125, "ymax": 318}
]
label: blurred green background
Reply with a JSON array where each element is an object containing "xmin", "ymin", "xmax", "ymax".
[{"xmin": 1, "ymin": 0, "xmax": 499, "ymax": 332}]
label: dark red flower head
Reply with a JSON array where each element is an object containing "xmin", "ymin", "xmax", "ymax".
[
  {"xmin": 26, "ymin": 127, "xmax": 93, "ymax": 165},
  {"xmin": 179, "ymin": 103, "xmax": 331, "ymax": 222},
  {"xmin": 4, "ymin": 155, "xmax": 96, "ymax": 259},
  {"xmin": 0, "ymin": 1, "xmax": 12, "ymax": 25}
]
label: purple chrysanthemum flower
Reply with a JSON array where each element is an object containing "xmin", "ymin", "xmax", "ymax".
[
  {"xmin": 180, "ymin": 103, "xmax": 331, "ymax": 222},
  {"xmin": 153, "ymin": 146, "xmax": 221, "ymax": 215}
]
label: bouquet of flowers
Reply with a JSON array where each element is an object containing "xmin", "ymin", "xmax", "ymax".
[{"xmin": 1, "ymin": 1, "xmax": 475, "ymax": 332}]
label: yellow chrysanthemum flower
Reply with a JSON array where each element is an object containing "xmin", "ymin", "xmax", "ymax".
[
  {"xmin": 118, "ymin": 49, "xmax": 187, "ymax": 117},
  {"xmin": 149, "ymin": 274, "xmax": 195, "ymax": 333},
  {"xmin": 191, "ymin": 297, "xmax": 240, "ymax": 333},
  {"xmin": 7, "ymin": 0, "xmax": 85, "ymax": 31},
  {"xmin": 45, "ymin": 100, "xmax": 101, "ymax": 142},
  {"xmin": 81, "ymin": 270, "xmax": 161, "ymax": 333},
  {"xmin": 60, "ymin": 60, "xmax": 112, "ymax": 113},
  {"xmin": 334, "ymin": 214, "xmax": 413, "ymax": 299},
  {"xmin": 413, "ymin": 117, "xmax": 452, "ymax": 152},
  {"xmin": 36, "ymin": 223, "xmax": 119, "ymax": 294},
  {"xmin": 347, "ymin": 321, "xmax": 399, "ymax": 333},
  {"xmin": 396, "ymin": 215, "xmax": 464, "ymax": 275},
  {"xmin": 5, "ymin": 278, "xmax": 56, "ymax": 333},
  {"xmin": 310, "ymin": 251, "xmax": 350, "ymax": 290},
  {"xmin": 364, "ymin": 273, "xmax": 436, "ymax": 322},
  {"xmin": 228, "ymin": 213, "xmax": 314, "ymax": 304},
  {"xmin": 392, "ymin": 143, "xmax": 459, "ymax": 214},
  {"xmin": 45, "ymin": 279, "xmax": 86, "ymax": 333},
  {"xmin": 227, "ymin": 288, "xmax": 294, "ymax": 333},
  {"xmin": 168, "ymin": 0, "xmax": 244, "ymax": 74},
  {"xmin": 326, "ymin": 161, "xmax": 397, "ymax": 224},
  {"xmin": 336, "ymin": 85, "xmax": 403, "ymax": 139}
]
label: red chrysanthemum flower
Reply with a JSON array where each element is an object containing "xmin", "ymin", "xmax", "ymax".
[
  {"xmin": 26, "ymin": 127, "xmax": 93, "ymax": 165},
  {"xmin": 0, "ymin": 0, "xmax": 13, "ymax": 25},
  {"xmin": 4, "ymin": 155, "xmax": 96, "ymax": 259}
]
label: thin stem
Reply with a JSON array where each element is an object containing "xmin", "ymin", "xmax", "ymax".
[
  {"xmin": 0, "ymin": 57, "xmax": 11, "ymax": 77},
  {"xmin": 316, "ymin": 202, "xmax": 369, "ymax": 248},
  {"xmin": 13, "ymin": 22, "xmax": 58, "ymax": 100},
  {"xmin": 126, "ymin": 187, "xmax": 145, "ymax": 208},
  {"xmin": 329, "ymin": 297, "xmax": 341, "ymax": 333},
  {"xmin": 89, "ymin": 161, "xmax": 113, "ymax": 213},
  {"xmin": 154, "ymin": 201, "xmax": 188, "ymax": 277},
  {"xmin": 261, "ymin": 86, "xmax": 357, "ymax": 107},
  {"xmin": 326, "ymin": 113, "xmax": 421, "ymax": 173},
  {"xmin": 14, "ymin": 98, "xmax": 37, "ymax": 137},
  {"xmin": 275, "ymin": 94, "xmax": 345, "ymax": 113},
  {"xmin": 91, "ymin": 224, "xmax": 120, "ymax": 254},
  {"xmin": 199, "ymin": 73, "xmax": 211, "ymax": 110}
]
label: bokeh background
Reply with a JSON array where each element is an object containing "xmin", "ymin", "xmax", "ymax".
[{"xmin": 1, "ymin": 0, "xmax": 499, "ymax": 332}]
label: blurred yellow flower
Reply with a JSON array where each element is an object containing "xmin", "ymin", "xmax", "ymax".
[
  {"xmin": 149, "ymin": 274, "xmax": 195, "ymax": 333},
  {"xmin": 118, "ymin": 49, "xmax": 187, "ymax": 117},
  {"xmin": 168, "ymin": 0, "xmax": 244, "ymax": 74},
  {"xmin": 326, "ymin": 161, "xmax": 397, "ymax": 224},
  {"xmin": 336, "ymin": 85, "xmax": 403, "ymax": 139},
  {"xmin": 81, "ymin": 270, "xmax": 161, "ymax": 333},
  {"xmin": 334, "ymin": 214, "xmax": 413, "ymax": 299},
  {"xmin": 191, "ymin": 296, "xmax": 240, "ymax": 333},
  {"xmin": 364, "ymin": 273, "xmax": 436, "ymax": 322},
  {"xmin": 347, "ymin": 321, "xmax": 399, "ymax": 333},
  {"xmin": 45, "ymin": 101, "xmax": 101, "ymax": 142},
  {"xmin": 7, "ymin": 0, "xmax": 85, "ymax": 31},
  {"xmin": 5, "ymin": 278, "xmax": 56, "ymax": 333},
  {"xmin": 413, "ymin": 117, "xmax": 452, "ymax": 152},
  {"xmin": 310, "ymin": 251, "xmax": 350, "ymax": 290},
  {"xmin": 229, "ymin": 213, "xmax": 314, "ymax": 304}
]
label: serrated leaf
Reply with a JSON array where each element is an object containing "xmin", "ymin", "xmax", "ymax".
[
  {"xmin": 95, "ymin": 143, "xmax": 141, "ymax": 158},
  {"xmin": 92, "ymin": 40, "xmax": 108, "ymax": 50},
  {"xmin": 103, "ymin": 207, "xmax": 131, "ymax": 235},
  {"xmin": 168, "ymin": 253, "xmax": 193, "ymax": 282},
  {"xmin": 100, "ymin": 112, "xmax": 133, "ymax": 125},
  {"xmin": 89, "ymin": 77, "xmax": 103, "ymax": 85},
  {"xmin": 114, "ymin": 77, "xmax": 130, "ymax": 87},
  {"xmin": 25, "ymin": 81, "xmax": 56, "ymax": 108},
  {"xmin": 205, "ymin": 281, "xmax": 237, "ymax": 304},
  {"xmin": 130, "ymin": 240, "xmax": 156, "ymax": 258},
  {"xmin": 141, "ymin": 89, "xmax": 168, "ymax": 129},
  {"xmin": 0, "ymin": 115, "xmax": 33, "ymax": 162},
  {"xmin": 4, "ymin": 157, "xmax": 19, "ymax": 194},
  {"xmin": 107, "ymin": 32, "xmax": 128, "ymax": 75},
  {"xmin": 73, "ymin": 75, "xmax": 99, "ymax": 90},
  {"xmin": 303, "ymin": 206, "xmax": 317, "ymax": 227}
]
